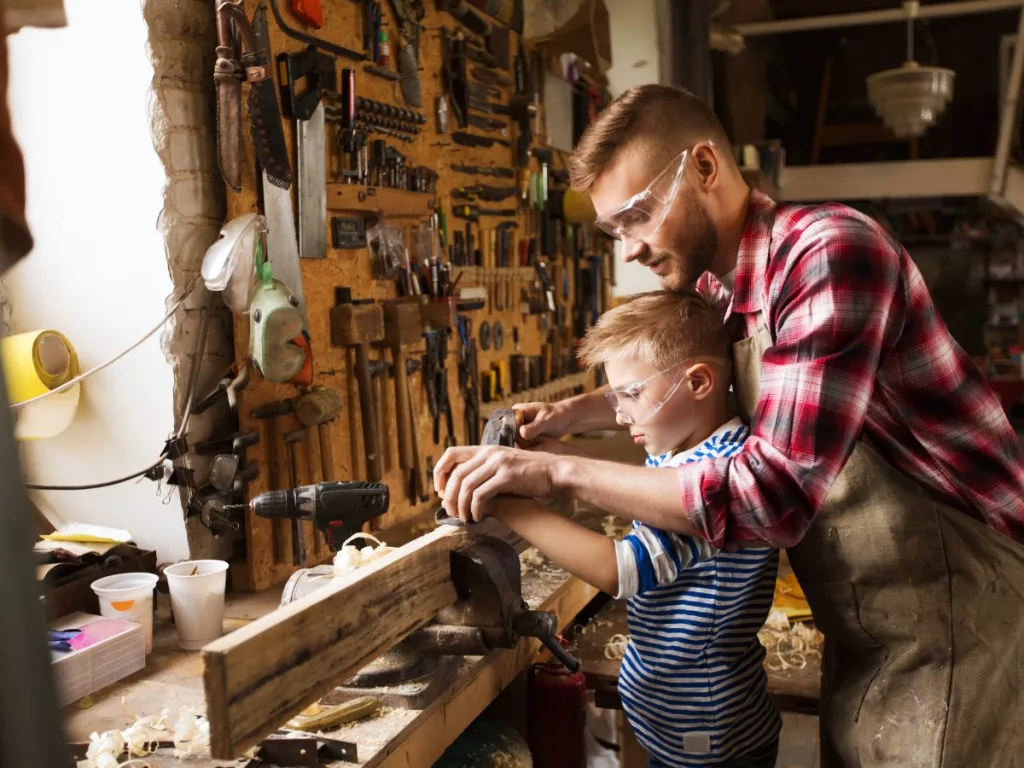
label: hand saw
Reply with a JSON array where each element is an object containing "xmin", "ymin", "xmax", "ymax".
[
  {"xmin": 252, "ymin": 5, "xmax": 308, "ymax": 327},
  {"xmin": 247, "ymin": 4, "xmax": 292, "ymax": 188}
]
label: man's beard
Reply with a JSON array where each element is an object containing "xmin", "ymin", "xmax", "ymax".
[{"xmin": 653, "ymin": 197, "xmax": 718, "ymax": 291}]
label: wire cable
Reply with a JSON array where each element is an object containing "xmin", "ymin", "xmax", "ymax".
[
  {"xmin": 11, "ymin": 277, "xmax": 201, "ymax": 410},
  {"xmin": 21, "ymin": 277, "xmax": 205, "ymax": 491},
  {"xmin": 24, "ymin": 459, "xmax": 167, "ymax": 492}
]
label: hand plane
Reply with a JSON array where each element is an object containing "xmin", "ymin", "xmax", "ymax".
[{"xmin": 434, "ymin": 407, "xmax": 520, "ymax": 527}]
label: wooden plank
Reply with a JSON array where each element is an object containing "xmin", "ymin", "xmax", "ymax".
[
  {"xmin": 326, "ymin": 184, "xmax": 433, "ymax": 218},
  {"xmin": 203, "ymin": 523, "xmax": 475, "ymax": 758},
  {"xmin": 780, "ymin": 157, "xmax": 993, "ymax": 202}
]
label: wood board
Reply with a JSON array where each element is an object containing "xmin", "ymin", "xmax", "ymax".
[
  {"xmin": 202, "ymin": 521, "xmax": 486, "ymax": 757},
  {"xmin": 225, "ymin": 0, "xmax": 603, "ymax": 591}
]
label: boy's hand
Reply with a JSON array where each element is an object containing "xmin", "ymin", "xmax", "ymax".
[{"xmin": 514, "ymin": 401, "xmax": 573, "ymax": 443}]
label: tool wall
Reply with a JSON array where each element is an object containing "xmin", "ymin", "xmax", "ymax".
[{"xmin": 220, "ymin": 0, "xmax": 613, "ymax": 590}]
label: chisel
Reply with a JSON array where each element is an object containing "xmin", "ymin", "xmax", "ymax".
[
  {"xmin": 467, "ymin": 114, "xmax": 507, "ymax": 132},
  {"xmin": 472, "ymin": 65, "xmax": 512, "ymax": 87},
  {"xmin": 451, "ymin": 163, "xmax": 516, "ymax": 179},
  {"xmin": 451, "ymin": 204, "xmax": 517, "ymax": 222},
  {"xmin": 452, "ymin": 131, "xmax": 511, "ymax": 148}
]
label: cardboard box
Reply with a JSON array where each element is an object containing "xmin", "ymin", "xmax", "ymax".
[{"xmin": 50, "ymin": 612, "xmax": 145, "ymax": 707}]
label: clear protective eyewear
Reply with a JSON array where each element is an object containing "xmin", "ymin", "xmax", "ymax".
[
  {"xmin": 595, "ymin": 148, "xmax": 692, "ymax": 243},
  {"xmin": 604, "ymin": 356, "xmax": 730, "ymax": 426}
]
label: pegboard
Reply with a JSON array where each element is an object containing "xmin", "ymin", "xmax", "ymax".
[{"xmin": 224, "ymin": 0, "xmax": 610, "ymax": 591}]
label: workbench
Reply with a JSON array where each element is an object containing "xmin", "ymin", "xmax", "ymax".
[
  {"xmin": 572, "ymin": 585, "xmax": 822, "ymax": 716},
  {"xmin": 62, "ymin": 510, "xmax": 607, "ymax": 767}
]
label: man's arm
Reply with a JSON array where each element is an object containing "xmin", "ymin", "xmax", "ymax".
[
  {"xmin": 439, "ymin": 217, "xmax": 904, "ymax": 547},
  {"xmin": 668, "ymin": 217, "xmax": 905, "ymax": 547},
  {"xmin": 489, "ymin": 498, "xmax": 619, "ymax": 595}
]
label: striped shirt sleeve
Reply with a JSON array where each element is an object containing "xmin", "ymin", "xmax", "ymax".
[{"xmin": 615, "ymin": 422, "xmax": 748, "ymax": 599}]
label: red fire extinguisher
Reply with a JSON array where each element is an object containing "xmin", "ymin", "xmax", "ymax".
[{"xmin": 528, "ymin": 635, "xmax": 587, "ymax": 768}]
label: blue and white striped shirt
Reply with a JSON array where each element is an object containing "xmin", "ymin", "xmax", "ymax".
[{"xmin": 613, "ymin": 418, "xmax": 780, "ymax": 766}]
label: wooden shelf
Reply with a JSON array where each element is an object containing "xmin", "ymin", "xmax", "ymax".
[
  {"xmin": 740, "ymin": 167, "xmax": 779, "ymax": 200},
  {"xmin": 326, "ymin": 184, "xmax": 434, "ymax": 218}
]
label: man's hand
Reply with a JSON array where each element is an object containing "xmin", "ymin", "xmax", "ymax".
[
  {"xmin": 432, "ymin": 445, "xmax": 564, "ymax": 523},
  {"xmin": 513, "ymin": 401, "xmax": 573, "ymax": 443}
]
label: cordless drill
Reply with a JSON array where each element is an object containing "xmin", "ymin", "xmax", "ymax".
[{"xmin": 228, "ymin": 481, "xmax": 389, "ymax": 550}]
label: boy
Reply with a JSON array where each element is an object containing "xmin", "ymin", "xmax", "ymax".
[{"xmin": 487, "ymin": 290, "xmax": 780, "ymax": 767}]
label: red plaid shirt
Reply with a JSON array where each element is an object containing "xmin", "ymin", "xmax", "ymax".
[{"xmin": 690, "ymin": 190, "xmax": 1024, "ymax": 548}]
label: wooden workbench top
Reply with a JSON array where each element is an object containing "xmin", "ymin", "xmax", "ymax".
[
  {"xmin": 62, "ymin": 509, "xmax": 608, "ymax": 767},
  {"xmin": 573, "ymin": 591, "xmax": 822, "ymax": 712}
]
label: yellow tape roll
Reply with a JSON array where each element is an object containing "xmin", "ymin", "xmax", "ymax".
[{"xmin": 2, "ymin": 330, "xmax": 80, "ymax": 440}]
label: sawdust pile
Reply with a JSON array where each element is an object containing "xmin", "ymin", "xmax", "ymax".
[{"xmin": 758, "ymin": 610, "xmax": 823, "ymax": 671}]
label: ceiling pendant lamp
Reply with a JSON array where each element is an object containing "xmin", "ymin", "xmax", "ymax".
[{"xmin": 866, "ymin": 0, "xmax": 955, "ymax": 138}]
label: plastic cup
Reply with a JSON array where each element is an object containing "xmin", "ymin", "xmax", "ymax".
[
  {"xmin": 90, "ymin": 572, "xmax": 159, "ymax": 654},
  {"xmin": 164, "ymin": 560, "xmax": 229, "ymax": 650}
]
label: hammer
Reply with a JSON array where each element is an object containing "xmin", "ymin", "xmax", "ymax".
[
  {"xmin": 252, "ymin": 398, "xmax": 295, "ymax": 564},
  {"xmin": 377, "ymin": 301, "xmax": 423, "ymax": 501},
  {"xmin": 330, "ymin": 288, "xmax": 385, "ymax": 481},
  {"xmin": 296, "ymin": 386, "xmax": 343, "ymax": 558}
]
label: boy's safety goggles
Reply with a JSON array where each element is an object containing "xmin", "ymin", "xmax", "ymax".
[
  {"xmin": 605, "ymin": 356, "xmax": 730, "ymax": 426},
  {"xmin": 594, "ymin": 148, "xmax": 692, "ymax": 244}
]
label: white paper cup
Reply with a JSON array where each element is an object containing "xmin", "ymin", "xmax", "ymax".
[
  {"xmin": 91, "ymin": 572, "xmax": 159, "ymax": 653},
  {"xmin": 164, "ymin": 560, "xmax": 229, "ymax": 650}
]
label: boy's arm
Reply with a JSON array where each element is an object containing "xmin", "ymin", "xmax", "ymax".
[
  {"xmin": 616, "ymin": 525, "xmax": 717, "ymax": 599},
  {"xmin": 489, "ymin": 497, "xmax": 619, "ymax": 595}
]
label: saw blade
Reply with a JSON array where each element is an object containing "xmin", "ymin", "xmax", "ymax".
[
  {"xmin": 250, "ymin": 4, "xmax": 292, "ymax": 189},
  {"xmin": 262, "ymin": 173, "xmax": 307, "ymax": 327},
  {"xmin": 297, "ymin": 102, "xmax": 327, "ymax": 260}
]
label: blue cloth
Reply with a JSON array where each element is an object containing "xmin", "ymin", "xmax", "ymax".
[{"xmin": 613, "ymin": 419, "xmax": 781, "ymax": 766}]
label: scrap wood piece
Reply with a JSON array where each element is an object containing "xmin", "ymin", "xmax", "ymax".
[{"xmin": 203, "ymin": 523, "xmax": 490, "ymax": 759}]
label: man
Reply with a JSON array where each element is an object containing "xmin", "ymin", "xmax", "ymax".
[{"xmin": 433, "ymin": 85, "xmax": 1024, "ymax": 767}]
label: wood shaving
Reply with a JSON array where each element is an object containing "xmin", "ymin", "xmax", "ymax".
[
  {"xmin": 758, "ymin": 609, "xmax": 823, "ymax": 672},
  {"xmin": 604, "ymin": 633, "xmax": 629, "ymax": 660},
  {"xmin": 333, "ymin": 533, "xmax": 396, "ymax": 575},
  {"xmin": 519, "ymin": 547, "xmax": 546, "ymax": 568},
  {"xmin": 601, "ymin": 515, "xmax": 630, "ymax": 539},
  {"xmin": 80, "ymin": 704, "xmax": 208, "ymax": 767}
]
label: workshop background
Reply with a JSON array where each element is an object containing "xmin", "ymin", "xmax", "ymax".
[{"xmin": 8, "ymin": 0, "xmax": 1024, "ymax": 766}]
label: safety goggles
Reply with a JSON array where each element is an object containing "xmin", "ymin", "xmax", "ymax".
[
  {"xmin": 604, "ymin": 356, "xmax": 730, "ymax": 426},
  {"xmin": 594, "ymin": 148, "xmax": 691, "ymax": 243}
]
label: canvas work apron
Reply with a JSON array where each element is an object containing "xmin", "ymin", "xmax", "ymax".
[{"xmin": 733, "ymin": 306, "xmax": 1024, "ymax": 767}]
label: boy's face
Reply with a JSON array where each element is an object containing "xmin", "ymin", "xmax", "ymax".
[{"xmin": 605, "ymin": 357, "xmax": 717, "ymax": 456}]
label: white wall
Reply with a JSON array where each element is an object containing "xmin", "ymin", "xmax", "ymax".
[
  {"xmin": 603, "ymin": 0, "xmax": 665, "ymax": 297},
  {"xmin": 5, "ymin": 0, "xmax": 189, "ymax": 562}
]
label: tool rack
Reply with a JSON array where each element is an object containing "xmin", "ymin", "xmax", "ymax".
[{"xmin": 228, "ymin": 0, "xmax": 614, "ymax": 590}]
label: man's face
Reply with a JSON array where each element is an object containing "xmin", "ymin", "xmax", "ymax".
[{"xmin": 591, "ymin": 150, "xmax": 718, "ymax": 291}]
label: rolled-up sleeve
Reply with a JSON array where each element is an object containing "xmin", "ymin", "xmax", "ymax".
[{"xmin": 681, "ymin": 217, "xmax": 905, "ymax": 548}]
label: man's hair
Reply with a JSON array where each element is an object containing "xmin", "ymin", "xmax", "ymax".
[
  {"xmin": 577, "ymin": 289, "xmax": 731, "ymax": 372},
  {"xmin": 568, "ymin": 85, "xmax": 732, "ymax": 192}
]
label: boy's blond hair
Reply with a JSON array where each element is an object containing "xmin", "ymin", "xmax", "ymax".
[{"xmin": 577, "ymin": 289, "xmax": 731, "ymax": 371}]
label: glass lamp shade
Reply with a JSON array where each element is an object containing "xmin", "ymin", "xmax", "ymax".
[{"xmin": 866, "ymin": 61, "xmax": 955, "ymax": 138}]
